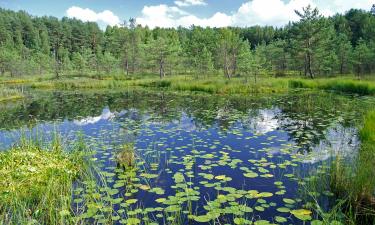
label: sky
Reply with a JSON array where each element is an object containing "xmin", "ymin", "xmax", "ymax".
[{"xmin": 0, "ymin": 0, "xmax": 373, "ymax": 28}]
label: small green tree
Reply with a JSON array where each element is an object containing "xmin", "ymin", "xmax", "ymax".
[
  {"xmin": 197, "ymin": 47, "xmax": 214, "ymax": 77},
  {"xmin": 71, "ymin": 52, "xmax": 85, "ymax": 75},
  {"xmin": 335, "ymin": 34, "xmax": 353, "ymax": 74},
  {"xmin": 292, "ymin": 5, "xmax": 333, "ymax": 78},
  {"xmin": 145, "ymin": 36, "xmax": 179, "ymax": 79},
  {"xmin": 98, "ymin": 52, "xmax": 117, "ymax": 74},
  {"xmin": 237, "ymin": 40, "xmax": 253, "ymax": 83},
  {"xmin": 353, "ymin": 38, "xmax": 373, "ymax": 78}
]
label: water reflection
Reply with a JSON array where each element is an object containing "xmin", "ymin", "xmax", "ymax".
[
  {"xmin": 303, "ymin": 125, "xmax": 359, "ymax": 164},
  {"xmin": 0, "ymin": 90, "xmax": 368, "ymax": 224}
]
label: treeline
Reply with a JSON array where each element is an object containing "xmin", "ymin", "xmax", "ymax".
[{"xmin": 0, "ymin": 5, "xmax": 375, "ymax": 79}]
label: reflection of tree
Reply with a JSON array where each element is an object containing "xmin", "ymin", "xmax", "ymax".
[
  {"xmin": 115, "ymin": 109, "xmax": 144, "ymax": 138},
  {"xmin": 0, "ymin": 92, "xmax": 112, "ymax": 130},
  {"xmin": 0, "ymin": 90, "xmax": 368, "ymax": 151},
  {"xmin": 275, "ymin": 92, "xmax": 365, "ymax": 154},
  {"xmin": 183, "ymin": 95, "xmax": 273, "ymax": 131}
]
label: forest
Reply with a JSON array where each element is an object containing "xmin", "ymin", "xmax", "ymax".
[{"xmin": 1, "ymin": 5, "xmax": 375, "ymax": 79}]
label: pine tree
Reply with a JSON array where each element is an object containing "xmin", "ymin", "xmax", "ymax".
[
  {"xmin": 292, "ymin": 5, "xmax": 329, "ymax": 78},
  {"xmin": 335, "ymin": 34, "xmax": 352, "ymax": 74}
]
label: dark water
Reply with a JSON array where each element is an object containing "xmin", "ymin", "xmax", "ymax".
[{"xmin": 0, "ymin": 90, "xmax": 370, "ymax": 224}]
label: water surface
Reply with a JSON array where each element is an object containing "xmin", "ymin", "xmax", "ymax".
[{"xmin": 0, "ymin": 90, "xmax": 371, "ymax": 224}]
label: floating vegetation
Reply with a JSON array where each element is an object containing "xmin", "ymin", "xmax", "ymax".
[{"xmin": 0, "ymin": 90, "xmax": 374, "ymax": 224}]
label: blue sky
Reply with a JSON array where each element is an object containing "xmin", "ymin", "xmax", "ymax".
[{"xmin": 0, "ymin": 0, "xmax": 373, "ymax": 28}]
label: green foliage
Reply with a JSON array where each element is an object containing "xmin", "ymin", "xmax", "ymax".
[
  {"xmin": 0, "ymin": 139, "xmax": 89, "ymax": 224},
  {"xmin": 0, "ymin": 7, "xmax": 374, "ymax": 79}
]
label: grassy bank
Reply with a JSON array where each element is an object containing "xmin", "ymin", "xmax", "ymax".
[
  {"xmin": 22, "ymin": 74, "xmax": 375, "ymax": 96},
  {"xmin": 30, "ymin": 75, "xmax": 292, "ymax": 94},
  {"xmin": 0, "ymin": 139, "xmax": 89, "ymax": 224},
  {"xmin": 330, "ymin": 110, "xmax": 375, "ymax": 224},
  {"xmin": 31, "ymin": 78, "xmax": 132, "ymax": 89},
  {"xmin": 289, "ymin": 78, "xmax": 375, "ymax": 95},
  {"xmin": 0, "ymin": 87, "xmax": 24, "ymax": 102}
]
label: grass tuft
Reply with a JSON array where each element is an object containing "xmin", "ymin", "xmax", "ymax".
[
  {"xmin": 0, "ymin": 87, "xmax": 24, "ymax": 102},
  {"xmin": 289, "ymin": 78, "xmax": 375, "ymax": 95},
  {"xmin": 0, "ymin": 139, "xmax": 89, "ymax": 224},
  {"xmin": 330, "ymin": 110, "xmax": 375, "ymax": 224},
  {"xmin": 116, "ymin": 143, "xmax": 136, "ymax": 169}
]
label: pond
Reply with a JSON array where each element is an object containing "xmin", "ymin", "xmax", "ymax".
[{"xmin": 0, "ymin": 90, "xmax": 372, "ymax": 224}]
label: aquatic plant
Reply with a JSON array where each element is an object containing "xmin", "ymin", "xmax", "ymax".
[
  {"xmin": 328, "ymin": 110, "xmax": 375, "ymax": 224},
  {"xmin": 0, "ymin": 139, "xmax": 89, "ymax": 224},
  {"xmin": 0, "ymin": 87, "xmax": 24, "ymax": 102},
  {"xmin": 116, "ymin": 143, "xmax": 136, "ymax": 169},
  {"xmin": 0, "ymin": 88, "xmax": 372, "ymax": 224}
]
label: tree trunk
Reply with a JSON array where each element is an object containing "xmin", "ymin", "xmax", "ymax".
[
  {"xmin": 159, "ymin": 59, "xmax": 165, "ymax": 79},
  {"xmin": 339, "ymin": 55, "xmax": 345, "ymax": 74},
  {"xmin": 124, "ymin": 59, "xmax": 129, "ymax": 76},
  {"xmin": 307, "ymin": 39, "xmax": 314, "ymax": 79},
  {"xmin": 307, "ymin": 53, "xmax": 314, "ymax": 79},
  {"xmin": 340, "ymin": 62, "xmax": 344, "ymax": 74},
  {"xmin": 232, "ymin": 52, "xmax": 237, "ymax": 77},
  {"xmin": 225, "ymin": 64, "xmax": 231, "ymax": 79},
  {"xmin": 54, "ymin": 60, "xmax": 59, "ymax": 79},
  {"xmin": 254, "ymin": 72, "xmax": 257, "ymax": 84},
  {"xmin": 304, "ymin": 55, "xmax": 308, "ymax": 77}
]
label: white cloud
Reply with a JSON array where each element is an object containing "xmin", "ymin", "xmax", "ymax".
[
  {"xmin": 73, "ymin": 108, "xmax": 115, "ymax": 126},
  {"xmin": 232, "ymin": 0, "xmax": 318, "ymax": 27},
  {"xmin": 315, "ymin": 0, "xmax": 373, "ymax": 14},
  {"xmin": 232, "ymin": 0, "xmax": 374, "ymax": 27},
  {"xmin": 244, "ymin": 108, "xmax": 280, "ymax": 135},
  {"xmin": 136, "ymin": 4, "xmax": 231, "ymax": 28},
  {"xmin": 174, "ymin": 0, "xmax": 207, "ymax": 7},
  {"xmin": 66, "ymin": 6, "xmax": 120, "ymax": 27},
  {"xmin": 67, "ymin": 0, "xmax": 374, "ymax": 29},
  {"xmin": 135, "ymin": 0, "xmax": 323, "ymax": 28}
]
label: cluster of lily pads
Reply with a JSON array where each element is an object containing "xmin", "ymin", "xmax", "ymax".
[
  {"xmin": 67, "ymin": 107, "xmax": 349, "ymax": 224},
  {"xmin": 2, "ymin": 90, "xmax": 372, "ymax": 224}
]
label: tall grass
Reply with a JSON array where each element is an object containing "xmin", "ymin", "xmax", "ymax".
[
  {"xmin": 28, "ymin": 73, "xmax": 375, "ymax": 96},
  {"xmin": 289, "ymin": 79, "xmax": 375, "ymax": 95},
  {"xmin": 0, "ymin": 87, "xmax": 24, "ymax": 102},
  {"xmin": 31, "ymin": 78, "xmax": 132, "ymax": 89},
  {"xmin": 140, "ymin": 76, "xmax": 290, "ymax": 94},
  {"xmin": 28, "ymin": 75, "xmax": 291, "ymax": 94},
  {"xmin": 330, "ymin": 110, "xmax": 375, "ymax": 224},
  {"xmin": 0, "ymin": 136, "xmax": 90, "ymax": 224}
]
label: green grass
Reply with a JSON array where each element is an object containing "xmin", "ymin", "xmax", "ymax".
[
  {"xmin": 289, "ymin": 78, "xmax": 375, "ymax": 95},
  {"xmin": 31, "ymin": 78, "xmax": 132, "ymax": 89},
  {"xmin": 354, "ymin": 111, "xmax": 375, "ymax": 202},
  {"xmin": 138, "ymin": 76, "xmax": 291, "ymax": 94},
  {"xmin": 330, "ymin": 110, "xmax": 375, "ymax": 224},
  {"xmin": 0, "ymin": 138, "xmax": 90, "ymax": 224},
  {"xmin": 0, "ymin": 87, "xmax": 24, "ymax": 102},
  {"xmin": 29, "ymin": 75, "xmax": 292, "ymax": 94},
  {"xmin": 2, "ymin": 72, "xmax": 372, "ymax": 96}
]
